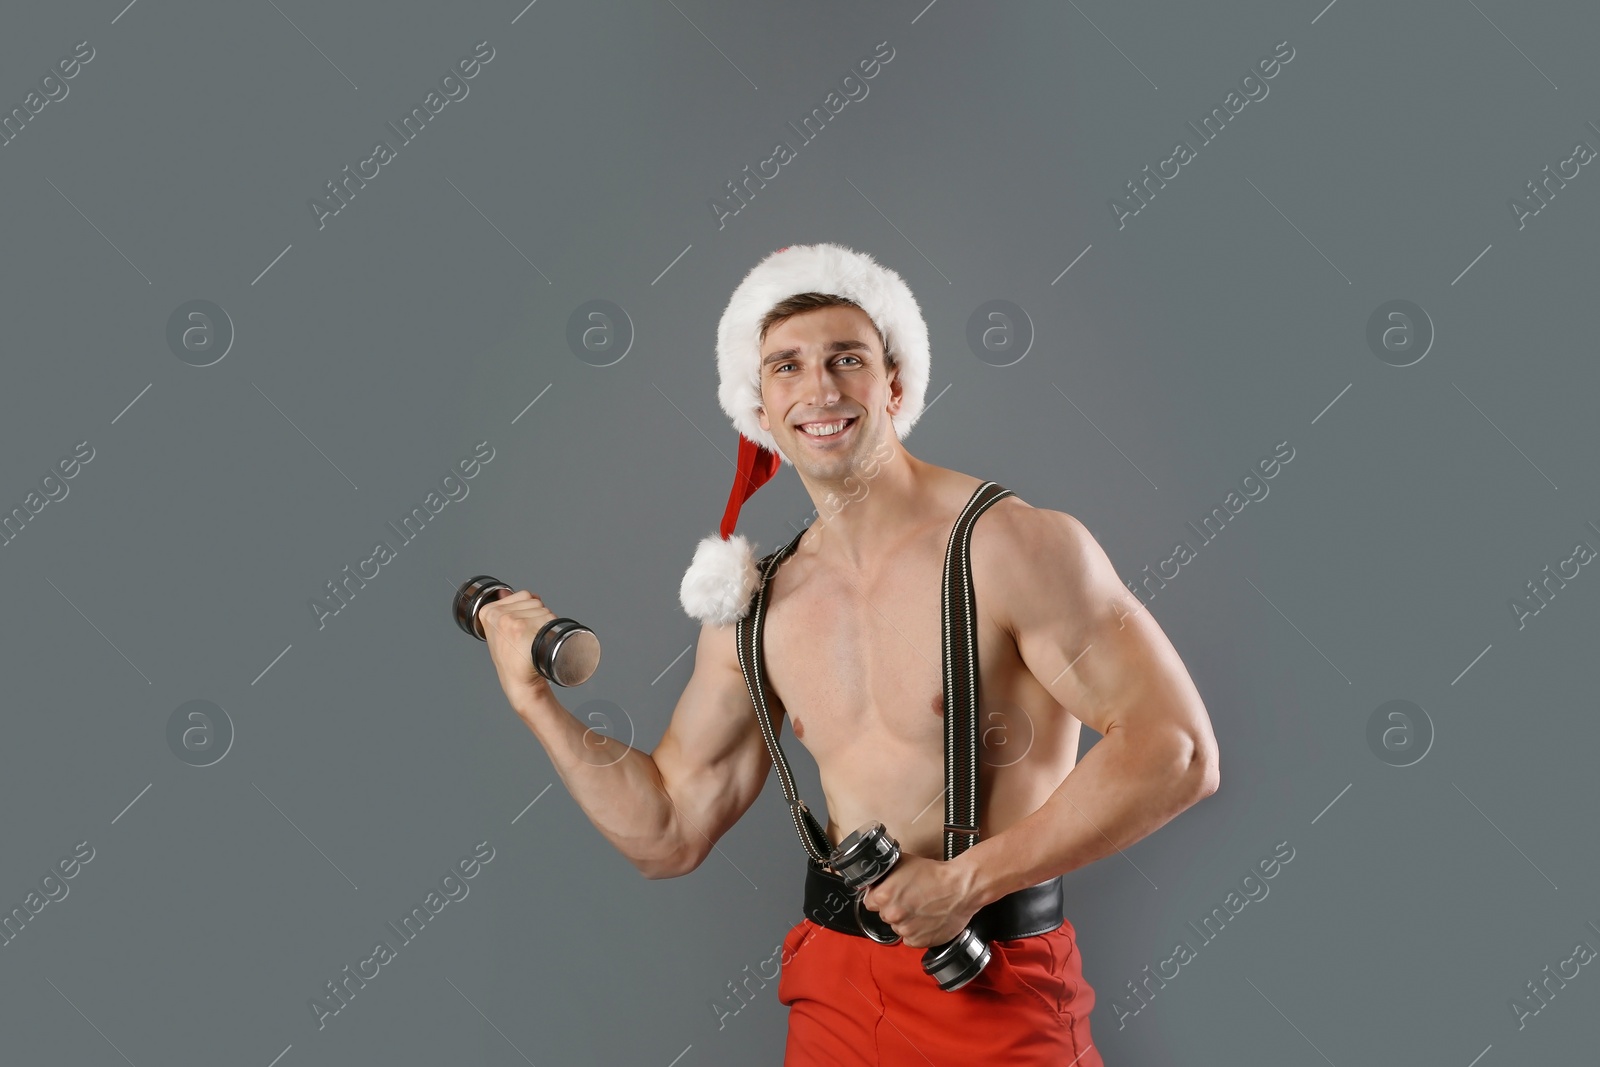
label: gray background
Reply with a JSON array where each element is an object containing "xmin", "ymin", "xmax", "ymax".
[{"xmin": 2, "ymin": 0, "xmax": 1596, "ymax": 1063}]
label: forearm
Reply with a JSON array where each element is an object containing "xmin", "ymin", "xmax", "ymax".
[
  {"xmin": 512, "ymin": 687, "xmax": 688, "ymax": 878},
  {"xmin": 960, "ymin": 728, "xmax": 1214, "ymax": 908}
]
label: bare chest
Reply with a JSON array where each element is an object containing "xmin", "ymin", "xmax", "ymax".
[
  {"xmin": 751, "ymin": 501, "xmax": 1081, "ymax": 855},
  {"xmin": 760, "ymin": 531, "xmax": 1017, "ymax": 769}
]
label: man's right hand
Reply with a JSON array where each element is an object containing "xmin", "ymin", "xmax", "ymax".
[{"xmin": 477, "ymin": 589, "xmax": 557, "ymax": 715}]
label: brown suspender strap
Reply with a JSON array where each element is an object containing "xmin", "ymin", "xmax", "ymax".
[
  {"xmin": 734, "ymin": 481, "xmax": 1014, "ymax": 868},
  {"xmin": 942, "ymin": 481, "xmax": 1015, "ymax": 860}
]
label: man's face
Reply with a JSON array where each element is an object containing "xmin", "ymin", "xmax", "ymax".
[{"xmin": 756, "ymin": 305, "xmax": 901, "ymax": 478}]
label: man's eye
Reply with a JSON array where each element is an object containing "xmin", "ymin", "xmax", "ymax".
[{"xmin": 773, "ymin": 356, "xmax": 859, "ymax": 372}]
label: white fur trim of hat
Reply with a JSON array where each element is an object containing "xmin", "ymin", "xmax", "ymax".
[{"xmin": 678, "ymin": 242, "xmax": 931, "ymax": 626}]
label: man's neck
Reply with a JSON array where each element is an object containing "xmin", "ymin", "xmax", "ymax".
[{"xmin": 794, "ymin": 447, "xmax": 943, "ymax": 573}]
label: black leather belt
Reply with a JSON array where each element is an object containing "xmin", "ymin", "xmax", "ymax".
[{"xmin": 803, "ymin": 858, "xmax": 1066, "ymax": 942}]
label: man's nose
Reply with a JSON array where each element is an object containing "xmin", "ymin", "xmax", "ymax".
[{"xmin": 799, "ymin": 362, "xmax": 842, "ymax": 405}]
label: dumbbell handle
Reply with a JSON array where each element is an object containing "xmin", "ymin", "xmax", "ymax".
[
  {"xmin": 452, "ymin": 574, "xmax": 601, "ymax": 687},
  {"xmin": 831, "ymin": 822, "xmax": 993, "ymax": 992}
]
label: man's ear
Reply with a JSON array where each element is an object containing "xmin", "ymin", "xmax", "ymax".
[
  {"xmin": 885, "ymin": 361, "xmax": 903, "ymax": 415},
  {"xmin": 757, "ymin": 404, "xmax": 769, "ymax": 431}
]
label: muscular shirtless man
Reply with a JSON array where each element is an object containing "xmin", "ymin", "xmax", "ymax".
[{"xmin": 479, "ymin": 243, "xmax": 1219, "ymax": 1065}]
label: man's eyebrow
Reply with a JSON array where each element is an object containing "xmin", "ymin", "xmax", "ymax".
[{"xmin": 761, "ymin": 340, "xmax": 872, "ymax": 366}]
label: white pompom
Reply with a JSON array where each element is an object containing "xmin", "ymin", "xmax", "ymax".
[{"xmin": 679, "ymin": 533, "xmax": 760, "ymax": 626}]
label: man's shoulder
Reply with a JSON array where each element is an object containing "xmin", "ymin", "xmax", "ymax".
[
  {"xmin": 973, "ymin": 490, "xmax": 1091, "ymax": 557},
  {"xmin": 971, "ymin": 494, "xmax": 1101, "ymax": 618}
]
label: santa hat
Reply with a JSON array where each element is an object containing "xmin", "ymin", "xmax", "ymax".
[{"xmin": 678, "ymin": 242, "xmax": 931, "ymax": 626}]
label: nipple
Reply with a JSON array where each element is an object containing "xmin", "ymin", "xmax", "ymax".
[{"xmin": 793, "ymin": 717, "xmax": 805, "ymax": 739}]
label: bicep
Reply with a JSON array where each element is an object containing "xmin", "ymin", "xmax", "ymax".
[
  {"xmin": 651, "ymin": 621, "xmax": 774, "ymax": 860},
  {"xmin": 999, "ymin": 510, "xmax": 1211, "ymax": 758}
]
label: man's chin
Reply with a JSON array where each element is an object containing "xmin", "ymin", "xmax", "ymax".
[{"xmin": 793, "ymin": 451, "xmax": 860, "ymax": 482}]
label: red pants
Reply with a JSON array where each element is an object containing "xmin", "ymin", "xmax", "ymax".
[{"xmin": 777, "ymin": 915, "xmax": 1104, "ymax": 1066}]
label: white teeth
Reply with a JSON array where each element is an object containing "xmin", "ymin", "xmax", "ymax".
[{"xmin": 801, "ymin": 420, "xmax": 850, "ymax": 437}]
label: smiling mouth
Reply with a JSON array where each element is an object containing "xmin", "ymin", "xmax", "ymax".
[{"xmin": 796, "ymin": 417, "xmax": 857, "ymax": 442}]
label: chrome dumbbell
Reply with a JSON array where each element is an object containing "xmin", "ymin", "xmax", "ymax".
[
  {"xmin": 830, "ymin": 821, "xmax": 992, "ymax": 992},
  {"xmin": 452, "ymin": 574, "xmax": 601, "ymax": 687}
]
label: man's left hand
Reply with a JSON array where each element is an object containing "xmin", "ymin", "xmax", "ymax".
[{"xmin": 859, "ymin": 853, "xmax": 981, "ymax": 948}]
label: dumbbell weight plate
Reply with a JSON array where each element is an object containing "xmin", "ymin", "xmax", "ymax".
[
  {"xmin": 922, "ymin": 928, "xmax": 992, "ymax": 992},
  {"xmin": 453, "ymin": 575, "xmax": 513, "ymax": 641},
  {"xmin": 453, "ymin": 575, "xmax": 600, "ymax": 687},
  {"xmin": 533, "ymin": 618, "xmax": 601, "ymax": 687}
]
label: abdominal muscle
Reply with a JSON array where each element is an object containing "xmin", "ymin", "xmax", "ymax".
[
  {"xmin": 805, "ymin": 707, "xmax": 1081, "ymax": 862},
  {"xmin": 760, "ymin": 503, "xmax": 1085, "ymax": 863}
]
